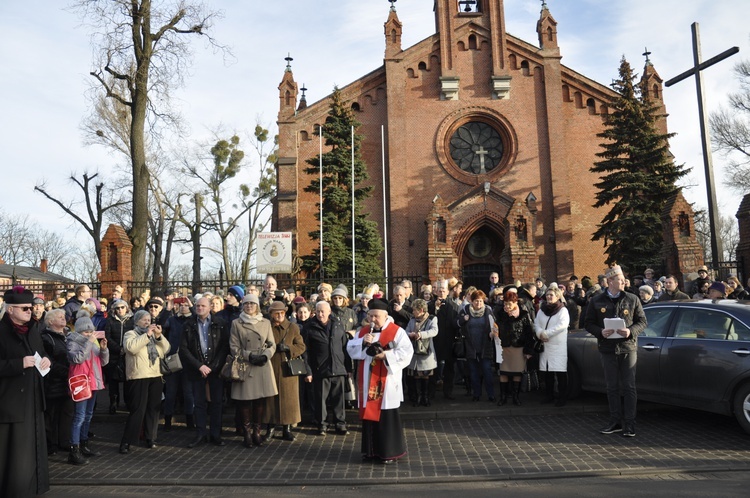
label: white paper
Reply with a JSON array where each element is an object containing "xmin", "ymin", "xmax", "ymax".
[
  {"xmin": 34, "ymin": 352, "xmax": 50, "ymax": 377},
  {"xmin": 603, "ymin": 318, "xmax": 627, "ymax": 339}
]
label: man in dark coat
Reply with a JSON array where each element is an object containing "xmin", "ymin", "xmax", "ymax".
[
  {"xmin": 62, "ymin": 284, "xmax": 92, "ymax": 324},
  {"xmin": 180, "ymin": 297, "xmax": 229, "ymax": 447},
  {"xmin": 657, "ymin": 275, "xmax": 690, "ymax": 302},
  {"xmin": 585, "ymin": 265, "xmax": 647, "ymax": 438},
  {"xmin": 388, "ymin": 285, "xmax": 412, "ymax": 329},
  {"xmin": 302, "ymin": 301, "xmax": 351, "ymax": 435},
  {"xmin": 430, "ymin": 279, "xmax": 460, "ymax": 400},
  {"xmin": 0, "ymin": 287, "xmax": 51, "ymax": 497}
]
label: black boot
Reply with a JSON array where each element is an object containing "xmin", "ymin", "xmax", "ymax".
[
  {"xmin": 252, "ymin": 424, "xmax": 264, "ymax": 447},
  {"xmin": 185, "ymin": 414, "xmax": 195, "ymax": 430},
  {"xmin": 263, "ymin": 423, "xmax": 275, "ymax": 443},
  {"xmin": 163, "ymin": 415, "xmax": 172, "ymax": 432},
  {"xmin": 512, "ymin": 381, "xmax": 522, "ymax": 406},
  {"xmin": 541, "ymin": 372, "xmax": 555, "ymax": 404},
  {"xmin": 282, "ymin": 425, "xmax": 296, "ymax": 441},
  {"xmin": 555, "ymin": 373, "xmax": 568, "ymax": 407},
  {"xmin": 80, "ymin": 439, "xmax": 100, "ymax": 457},
  {"xmin": 497, "ymin": 382, "xmax": 508, "ymax": 406},
  {"xmin": 68, "ymin": 444, "xmax": 88, "ymax": 465}
]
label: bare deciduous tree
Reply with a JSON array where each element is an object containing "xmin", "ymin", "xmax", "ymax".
[
  {"xmin": 72, "ymin": 0, "xmax": 227, "ymax": 281},
  {"xmin": 34, "ymin": 172, "xmax": 129, "ymax": 261},
  {"xmin": 710, "ymin": 59, "xmax": 750, "ymax": 193}
]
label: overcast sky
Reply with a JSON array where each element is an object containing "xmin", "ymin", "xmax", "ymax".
[{"xmin": 1, "ymin": 0, "xmax": 748, "ymax": 251}]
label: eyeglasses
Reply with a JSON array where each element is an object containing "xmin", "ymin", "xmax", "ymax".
[
  {"xmin": 148, "ymin": 305, "xmax": 161, "ymax": 310},
  {"xmin": 12, "ymin": 306, "xmax": 33, "ymax": 312},
  {"xmin": 114, "ymin": 306, "xmax": 127, "ymax": 310}
]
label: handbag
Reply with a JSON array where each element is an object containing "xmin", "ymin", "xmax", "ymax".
[
  {"xmin": 452, "ymin": 335, "xmax": 466, "ymax": 360},
  {"xmin": 520, "ymin": 369, "xmax": 541, "ymax": 393},
  {"xmin": 283, "ymin": 356, "xmax": 306, "ymax": 377},
  {"xmin": 160, "ymin": 352, "xmax": 183, "ymax": 376},
  {"xmin": 414, "ymin": 337, "xmax": 431, "ymax": 355},
  {"xmin": 69, "ymin": 374, "xmax": 92, "ymax": 402},
  {"xmin": 533, "ymin": 315, "xmax": 552, "ymax": 354},
  {"xmin": 220, "ymin": 354, "xmax": 247, "ymax": 382},
  {"xmin": 344, "ymin": 375, "xmax": 356, "ymax": 402}
]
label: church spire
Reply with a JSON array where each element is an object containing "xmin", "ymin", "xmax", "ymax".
[
  {"xmin": 537, "ymin": 0, "xmax": 558, "ymax": 52},
  {"xmin": 384, "ymin": 0, "xmax": 402, "ymax": 59},
  {"xmin": 278, "ymin": 53, "xmax": 298, "ymax": 120},
  {"xmin": 640, "ymin": 49, "xmax": 667, "ymax": 135}
]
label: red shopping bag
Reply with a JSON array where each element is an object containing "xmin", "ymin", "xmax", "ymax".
[{"xmin": 69, "ymin": 374, "xmax": 92, "ymax": 402}]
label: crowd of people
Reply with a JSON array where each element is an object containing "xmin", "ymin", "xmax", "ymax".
[{"xmin": 1, "ymin": 263, "xmax": 742, "ymax": 496}]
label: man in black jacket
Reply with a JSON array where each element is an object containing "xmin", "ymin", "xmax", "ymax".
[
  {"xmin": 180, "ymin": 297, "xmax": 229, "ymax": 447},
  {"xmin": 585, "ymin": 265, "xmax": 647, "ymax": 438},
  {"xmin": 431, "ymin": 279, "xmax": 460, "ymax": 400},
  {"xmin": 302, "ymin": 301, "xmax": 351, "ymax": 436}
]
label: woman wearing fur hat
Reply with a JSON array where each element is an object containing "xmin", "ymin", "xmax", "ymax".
[
  {"xmin": 0, "ymin": 287, "xmax": 51, "ymax": 497},
  {"xmin": 119, "ymin": 310, "xmax": 169, "ymax": 454},
  {"xmin": 66, "ymin": 316, "xmax": 109, "ymax": 465}
]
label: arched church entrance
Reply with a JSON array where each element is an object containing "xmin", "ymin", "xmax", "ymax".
[{"xmin": 460, "ymin": 225, "xmax": 504, "ymax": 292}]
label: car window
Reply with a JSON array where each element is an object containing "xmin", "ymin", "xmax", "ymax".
[
  {"xmin": 673, "ymin": 308, "xmax": 733, "ymax": 340},
  {"xmin": 642, "ymin": 307, "xmax": 672, "ymax": 337},
  {"xmin": 729, "ymin": 319, "xmax": 750, "ymax": 341}
]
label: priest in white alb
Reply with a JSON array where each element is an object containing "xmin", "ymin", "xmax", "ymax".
[{"xmin": 346, "ymin": 299, "xmax": 413, "ymax": 464}]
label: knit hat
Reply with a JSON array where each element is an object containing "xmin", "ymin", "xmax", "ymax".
[
  {"xmin": 605, "ymin": 265, "xmax": 623, "ymax": 279},
  {"xmin": 32, "ymin": 297, "xmax": 45, "ymax": 306},
  {"xmin": 292, "ymin": 296, "xmax": 306, "ymax": 304},
  {"xmin": 228, "ymin": 285, "xmax": 245, "ymax": 301},
  {"xmin": 242, "ymin": 294, "xmax": 260, "ymax": 305},
  {"xmin": 74, "ymin": 316, "xmax": 95, "ymax": 333},
  {"xmin": 708, "ymin": 281, "xmax": 726, "ymax": 295},
  {"xmin": 86, "ymin": 298, "xmax": 102, "ymax": 312},
  {"xmin": 331, "ymin": 286, "xmax": 348, "ymax": 298}
]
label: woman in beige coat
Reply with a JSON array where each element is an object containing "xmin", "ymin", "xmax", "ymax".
[
  {"xmin": 119, "ymin": 310, "xmax": 168, "ymax": 454},
  {"xmin": 263, "ymin": 301, "xmax": 306, "ymax": 442},
  {"xmin": 230, "ymin": 294, "xmax": 277, "ymax": 448}
]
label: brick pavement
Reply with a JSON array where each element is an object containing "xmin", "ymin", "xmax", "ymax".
[{"xmin": 47, "ymin": 391, "xmax": 750, "ymax": 488}]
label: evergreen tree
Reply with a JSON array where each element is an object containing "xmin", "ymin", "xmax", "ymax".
[
  {"xmin": 591, "ymin": 57, "xmax": 689, "ymax": 274},
  {"xmin": 302, "ymin": 87, "xmax": 383, "ymax": 278}
]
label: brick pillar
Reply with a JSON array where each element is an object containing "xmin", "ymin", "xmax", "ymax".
[
  {"xmin": 661, "ymin": 192, "xmax": 703, "ymax": 286},
  {"xmin": 425, "ymin": 195, "xmax": 459, "ymax": 283},
  {"xmin": 99, "ymin": 224, "xmax": 133, "ymax": 300},
  {"xmin": 735, "ymin": 194, "xmax": 750, "ymax": 284},
  {"xmin": 504, "ymin": 198, "xmax": 538, "ymax": 283}
]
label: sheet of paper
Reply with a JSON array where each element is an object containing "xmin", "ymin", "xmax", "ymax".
[
  {"xmin": 603, "ymin": 318, "xmax": 627, "ymax": 339},
  {"xmin": 34, "ymin": 352, "xmax": 50, "ymax": 377}
]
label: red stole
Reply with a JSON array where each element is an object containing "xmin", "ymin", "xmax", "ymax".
[{"xmin": 357, "ymin": 322, "xmax": 399, "ymax": 422}]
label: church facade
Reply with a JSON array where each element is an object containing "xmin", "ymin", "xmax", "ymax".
[{"xmin": 272, "ymin": 0, "xmax": 668, "ymax": 287}]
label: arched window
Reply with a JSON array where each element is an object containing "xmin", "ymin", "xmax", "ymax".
[
  {"xmin": 652, "ymin": 84, "xmax": 660, "ymax": 99},
  {"xmin": 586, "ymin": 98, "xmax": 597, "ymax": 115},
  {"xmin": 435, "ymin": 217, "xmax": 447, "ymax": 243},
  {"xmin": 418, "ymin": 61, "xmax": 427, "ymax": 71},
  {"xmin": 351, "ymin": 102, "xmax": 360, "ymax": 112},
  {"xmin": 468, "ymin": 34, "xmax": 478, "ymax": 50}
]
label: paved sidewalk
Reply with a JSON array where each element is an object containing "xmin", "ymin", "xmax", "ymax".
[{"xmin": 48, "ymin": 390, "xmax": 750, "ymax": 488}]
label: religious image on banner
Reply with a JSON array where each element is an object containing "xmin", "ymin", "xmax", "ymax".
[{"xmin": 256, "ymin": 232, "xmax": 293, "ymax": 274}]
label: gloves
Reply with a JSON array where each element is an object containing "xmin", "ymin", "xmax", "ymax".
[
  {"xmin": 249, "ymin": 354, "xmax": 268, "ymax": 366},
  {"xmin": 366, "ymin": 342, "xmax": 384, "ymax": 357},
  {"xmin": 276, "ymin": 343, "xmax": 290, "ymax": 353}
]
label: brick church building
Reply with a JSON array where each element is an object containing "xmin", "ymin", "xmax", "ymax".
[{"xmin": 272, "ymin": 0, "xmax": 669, "ymax": 287}]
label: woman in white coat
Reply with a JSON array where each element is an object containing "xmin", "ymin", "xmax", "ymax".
[{"xmin": 534, "ymin": 284, "xmax": 570, "ymax": 407}]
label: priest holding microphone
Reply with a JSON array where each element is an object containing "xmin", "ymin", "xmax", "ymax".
[{"xmin": 347, "ymin": 299, "xmax": 413, "ymax": 465}]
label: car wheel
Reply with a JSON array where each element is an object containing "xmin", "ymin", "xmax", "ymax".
[
  {"xmin": 567, "ymin": 361, "xmax": 582, "ymax": 400},
  {"xmin": 733, "ymin": 382, "xmax": 750, "ymax": 435}
]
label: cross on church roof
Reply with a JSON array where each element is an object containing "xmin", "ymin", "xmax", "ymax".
[
  {"xmin": 541, "ymin": 0, "xmax": 548, "ymax": 9},
  {"xmin": 388, "ymin": 0, "xmax": 397, "ymax": 12},
  {"xmin": 300, "ymin": 84, "xmax": 307, "ymax": 99},
  {"xmin": 643, "ymin": 47, "xmax": 652, "ymax": 65},
  {"xmin": 284, "ymin": 53, "xmax": 293, "ymax": 72}
]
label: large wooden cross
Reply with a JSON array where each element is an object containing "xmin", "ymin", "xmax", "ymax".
[{"xmin": 665, "ymin": 23, "xmax": 739, "ymax": 265}]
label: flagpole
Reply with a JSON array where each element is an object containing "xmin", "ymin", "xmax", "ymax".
[
  {"xmin": 319, "ymin": 125, "xmax": 324, "ymax": 278},
  {"xmin": 381, "ymin": 124, "xmax": 389, "ymax": 300},
  {"xmin": 351, "ymin": 125, "xmax": 356, "ymax": 298}
]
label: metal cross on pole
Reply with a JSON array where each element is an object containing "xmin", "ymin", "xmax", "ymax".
[{"xmin": 665, "ymin": 22, "xmax": 739, "ymax": 265}]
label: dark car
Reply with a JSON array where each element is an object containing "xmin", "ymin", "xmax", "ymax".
[{"xmin": 568, "ymin": 299, "xmax": 750, "ymax": 433}]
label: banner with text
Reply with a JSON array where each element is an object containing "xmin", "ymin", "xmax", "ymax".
[{"xmin": 256, "ymin": 232, "xmax": 293, "ymax": 274}]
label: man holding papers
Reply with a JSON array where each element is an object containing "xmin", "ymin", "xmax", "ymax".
[{"xmin": 585, "ymin": 265, "xmax": 647, "ymax": 437}]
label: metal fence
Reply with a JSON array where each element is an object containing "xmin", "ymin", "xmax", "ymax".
[{"xmin": 126, "ymin": 273, "xmax": 424, "ymax": 301}]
